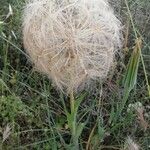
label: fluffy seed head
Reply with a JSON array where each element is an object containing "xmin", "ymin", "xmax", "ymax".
[
  {"xmin": 23, "ymin": 0, "xmax": 122, "ymax": 92},
  {"xmin": 124, "ymin": 137, "xmax": 140, "ymax": 150}
]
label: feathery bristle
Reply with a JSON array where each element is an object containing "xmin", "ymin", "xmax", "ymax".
[{"xmin": 23, "ymin": 0, "xmax": 122, "ymax": 92}]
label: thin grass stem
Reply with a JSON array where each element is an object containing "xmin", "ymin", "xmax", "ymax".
[{"xmin": 124, "ymin": 0, "xmax": 150, "ymax": 97}]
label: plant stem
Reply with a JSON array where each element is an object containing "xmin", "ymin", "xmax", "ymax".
[
  {"xmin": 70, "ymin": 89, "xmax": 75, "ymax": 113},
  {"xmin": 119, "ymin": 90, "xmax": 130, "ymax": 116},
  {"xmin": 70, "ymin": 90, "xmax": 79, "ymax": 150}
]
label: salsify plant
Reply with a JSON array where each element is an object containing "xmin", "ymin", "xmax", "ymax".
[
  {"xmin": 23, "ymin": 0, "xmax": 122, "ymax": 93},
  {"xmin": 23, "ymin": 0, "xmax": 122, "ymax": 148}
]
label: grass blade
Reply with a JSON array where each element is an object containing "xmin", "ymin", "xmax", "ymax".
[
  {"xmin": 118, "ymin": 38, "xmax": 142, "ymax": 115},
  {"xmin": 123, "ymin": 38, "xmax": 142, "ymax": 94}
]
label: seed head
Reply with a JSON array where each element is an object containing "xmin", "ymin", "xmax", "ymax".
[
  {"xmin": 124, "ymin": 137, "xmax": 139, "ymax": 150},
  {"xmin": 23, "ymin": 0, "xmax": 122, "ymax": 92}
]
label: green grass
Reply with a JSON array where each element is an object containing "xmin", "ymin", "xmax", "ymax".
[{"xmin": 0, "ymin": 0, "xmax": 150, "ymax": 149}]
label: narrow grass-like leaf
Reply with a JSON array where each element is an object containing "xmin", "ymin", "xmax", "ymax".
[
  {"xmin": 75, "ymin": 123, "xmax": 85, "ymax": 140},
  {"xmin": 118, "ymin": 38, "xmax": 142, "ymax": 115},
  {"xmin": 124, "ymin": 0, "xmax": 150, "ymax": 97},
  {"xmin": 0, "ymin": 79, "xmax": 12, "ymax": 94},
  {"xmin": 123, "ymin": 38, "xmax": 142, "ymax": 94}
]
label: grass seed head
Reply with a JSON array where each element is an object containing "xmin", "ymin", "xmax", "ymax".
[{"xmin": 23, "ymin": 0, "xmax": 122, "ymax": 92}]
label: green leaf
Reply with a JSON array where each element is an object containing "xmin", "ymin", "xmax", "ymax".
[
  {"xmin": 75, "ymin": 123, "xmax": 85, "ymax": 139},
  {"xmin": 74, "ymin": 93, "xmax": 86, "ymax": 113},
  {"xmin": 118, "ymin": 38, "xmax": 142, "ymax": 116},
  {"xmin": 123, "ymin": 38, "xmax": 141, "ymax": 94}
]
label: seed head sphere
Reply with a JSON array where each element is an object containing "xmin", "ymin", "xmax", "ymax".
[{"xmin": 23, "ymin": 0, "xmax": 122, "ymax": 92}]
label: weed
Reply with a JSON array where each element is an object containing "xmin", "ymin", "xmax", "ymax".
[{"xmin": 0, "ymin": 0, "xmax": 150, "ymax": 149}]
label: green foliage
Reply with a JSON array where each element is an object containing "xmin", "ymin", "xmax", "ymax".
[
  {"xmin": 0, "ymin": 95, "xmax": 32, "ymax": 124},
  {"xmin": 123, "ymin": 39, "xmax": 141, "ymax": 94},
  {"xmin": 0, "ymin": 21, "xmax": 4, "ymax": 32},
  {"xmin": 61, "ymin": 93, "xmax": 86, "ymax": 149},
  {"xmin": 0, "ymin": 0, "xmax": 150, "ymax": 149},
  {"xmin": 117, "ymin": 38, "xmax": 142, "ymax": 116}
]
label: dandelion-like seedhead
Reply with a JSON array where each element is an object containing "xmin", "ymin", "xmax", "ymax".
[
  {"xmin": 124, "ymin": 137, "xmax": 139, "ymax": 150},
  {"xmin": 23, "ymin": 0, "xmax": 122, "ymax": 92}
]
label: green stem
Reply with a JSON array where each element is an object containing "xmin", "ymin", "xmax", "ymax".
[
  {"xmin": 70, "ymin": 90, "xmax": 79, "ymax": 150},
  {"xmin": 2, "ymin": 37, "xmax": 9, "ymax": 94},
  {"xmin": 70, "ymin": 90, "xmax": 75, "ymax": 113},
  {"xmin": 119, "ymin": 90, "xmax": 130, "ymax": 115}
]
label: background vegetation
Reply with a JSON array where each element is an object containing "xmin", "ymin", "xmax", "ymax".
[{"xmin": 0, "ymin": 0, "xmax": 150, "ymax": 149}]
